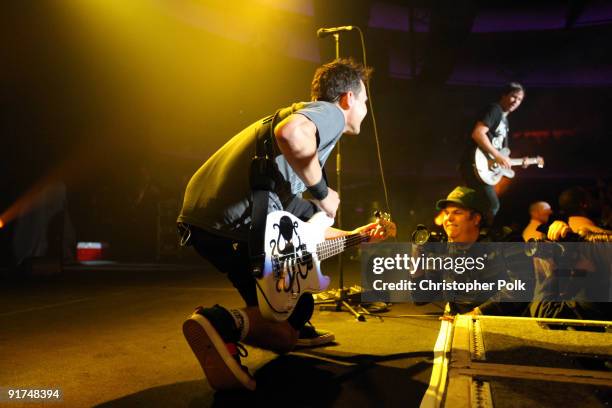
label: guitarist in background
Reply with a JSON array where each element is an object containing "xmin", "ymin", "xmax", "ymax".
[
  {"xmin": 459, "ymin": 82, "xmax": 525, "ymax": 223},
  {"xmin": 177, "ymin": 59, "xmax": 389, "ymax": 391}
]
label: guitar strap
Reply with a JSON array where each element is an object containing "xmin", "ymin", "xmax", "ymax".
[
  {"xmin": 248, "ymin": 109, "xmax": 281, "ymax": 278},
  {"xmin": 248, "ymin": 108, "xmax": 329, "ymax": 279},
  {"xmin": 498, "ymin": 112, "xmax": 509, "ymax": 149},
  {"xmin": 502, "ymin": 116, "xmax": 509, "ymax": 149}
]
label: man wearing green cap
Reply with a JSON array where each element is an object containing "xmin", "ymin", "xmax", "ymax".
[
  {"xmin": 436, "ymin": 186, "xmax": 490, "ymax": 243},
  {"xmin": 433, "ymin": 186, "xmax": 532, "ymax": 316}
]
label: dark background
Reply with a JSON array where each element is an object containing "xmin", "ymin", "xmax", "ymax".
[{"xmin": 1, "ymin": 0, "xmax": 611, "ymax": 263}]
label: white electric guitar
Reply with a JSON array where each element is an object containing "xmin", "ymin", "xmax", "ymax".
[
  {"xmin": 474, "ymin": 147, "xmax": 544, "ymax": 186},
  {"xmin": 255, "ymin": 210, "xmax": 396, "ymax": 322}
]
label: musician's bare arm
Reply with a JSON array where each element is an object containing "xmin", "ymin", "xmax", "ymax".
[
  {"xmin": 275, "ymin": 114, "xmax": 321, "ymax": 186},
  {"xmin": 275, "ymin": 114, "xmax": 340, "ymax": 217},
  {"xmin": 324, "ymin": 227, "xmax": 351, "ymax": 240},
  {"xmin": 324, "ymin": 222, "xmax": 394, "ymax": 242},
  {"xmin": 472, "ymin": 121, "xmax": 512, "ymax": 168}
]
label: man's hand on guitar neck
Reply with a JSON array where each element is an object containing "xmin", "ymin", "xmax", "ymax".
[
  {"xmin": 352, "ymin": 222, "xmax": 382, "ymax": 241},
  {"xmin": 351, "ymin": 220, "xmax": 397, "ymax": 242},
  {"xmin": 521, "ymin": 157, "xmax": 530, "ymax": 168},
  {"xmin": 324, "ymin": 222, "xmax": 378, "ymax": 240},
  {"xmin": 324, "ymin": 219, "xmax": 397, "ymax": 242}
]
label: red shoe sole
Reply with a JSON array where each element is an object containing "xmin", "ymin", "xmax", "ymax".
[{"xmin": 183, "ymin": 315, "xmax": 256, "ymax": 391}]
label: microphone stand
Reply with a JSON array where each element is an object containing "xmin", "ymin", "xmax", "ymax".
[{"xmin": 318, "ymin": 33, "xmax": 366, "ymax": 321}]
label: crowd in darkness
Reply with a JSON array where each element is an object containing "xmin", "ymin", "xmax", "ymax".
[{"xmin": 426, "ymin": 182, "xmax": 611, "ymax": 321}]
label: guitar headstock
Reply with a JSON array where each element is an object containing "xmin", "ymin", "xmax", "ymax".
[
  {"xmin": 373, "ymin": 210, "xmax": 391, "ymax": 221},
  {"xmin": 373, "ymin": 210, "xmax": 397, "ymax": 240},
  {"xmin": 536, "ymin": 156, "xmax": 545, "ymax": 168}
]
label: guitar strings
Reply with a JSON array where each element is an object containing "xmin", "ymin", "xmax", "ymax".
[
  {"xmin": 316, "ymin": 233, "xmax": 369, "ymax": 260},
  {"xmin": 285, "ymin": 233, "xmax": 369, "ymax": 267},
  {"xmin": 317, "ymin": 216, "xmax": 393, "ymax": 259},
  {"xmin": 316, "ymin": 234, "xmax": 364, "ymax": 254},
  {"xmin": 318, "ymin": 233, "xmax": 368, "ymax": 252}
]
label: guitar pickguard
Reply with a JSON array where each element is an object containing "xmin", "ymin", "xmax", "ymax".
[
  {"xmin": 257, "ymin": 211, "xmax": 331, "ymax": 321},
  {"xmin": 268, "ymin": 215, "xmax": 313, "ymax": 294}
]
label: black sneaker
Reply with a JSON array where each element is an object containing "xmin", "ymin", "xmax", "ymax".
[
  {"xmin": 182, "ymin": 305, "xmax": 256, "ymax": 391},
  {"xmin": 295, "ymin": 321, "xmax": 335, "ymax": 347}
]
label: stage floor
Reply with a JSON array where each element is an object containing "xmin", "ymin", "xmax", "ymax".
[{"xmin": 0, "ymin": 261, "xmax": 442, "ymax": 407}]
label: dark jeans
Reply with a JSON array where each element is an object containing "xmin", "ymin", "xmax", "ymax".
[
  {"xmin": 180, "ymin": 196, "xmax": 319, "ymax": 326},
  {"xmin": 460, "ymin": 165, "xmax": 499, "ymax": 223},
  {"xmin": 186, "ymin": 225, "xmax": 315, "ymax": 329},
  {"xmin": 189, "ymin": 228, "xmax": 257, "ymax": 306}
]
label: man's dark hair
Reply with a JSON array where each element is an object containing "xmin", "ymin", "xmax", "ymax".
[
  {"xmin": 311, "ymin": 58, "xmax": 372, "ymax": 102},
  {"xmin": 502, "ymin": 82, "xmax": 525, "ymax": 96},
  {"xmin": 468, "ymin": 210, "xmax": 483, "ymax": 228}
]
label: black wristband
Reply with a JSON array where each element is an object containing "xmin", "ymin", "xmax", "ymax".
[{"xmin": 307, "ymin": 177, "xmax": 328, "ymax": 200}]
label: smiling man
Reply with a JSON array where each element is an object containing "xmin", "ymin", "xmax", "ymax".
[
  {"xmin": 437, "ymin": 186, "xmax": 489, "ymax": 244},
  {"xmin": 433, "ymin": 186, "xmax": 532, "ymax": 316}
]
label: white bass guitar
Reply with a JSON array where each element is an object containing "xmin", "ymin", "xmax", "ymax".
[{"xmin": 255, "ymin": 210, "xmax": 395, "ymax": 321}]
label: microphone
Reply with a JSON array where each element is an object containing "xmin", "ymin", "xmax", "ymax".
[{"xmin": 316, "ymin": 26, "xmax": 354, "ymax": 38}]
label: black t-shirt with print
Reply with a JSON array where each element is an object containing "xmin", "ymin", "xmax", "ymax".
[{"xmin": 459, "ymin": 103, "xmax": 509, "ymax": 172}]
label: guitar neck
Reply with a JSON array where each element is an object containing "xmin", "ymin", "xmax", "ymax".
[
  {"xmin": 509, "ymin": 157, "xmax": 539, "ymax": 167},
  {"xmin": 316, "ymin": 232, "xmax": 369, "ymax": 261}
]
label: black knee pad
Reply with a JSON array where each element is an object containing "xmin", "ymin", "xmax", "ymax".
[{"xmin": 287, "ymin": 293, "xmax": 314, "ymax": 330}]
